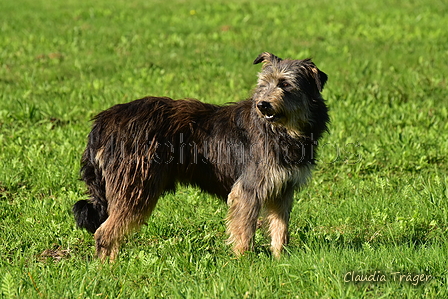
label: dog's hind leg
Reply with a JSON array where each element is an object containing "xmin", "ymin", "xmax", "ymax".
[
  {"xmin": 266, "ymin": 188, "xmax": 294, "ymax": 259},
  {"xmin": 93, "ymin": 211, "xmax": 123, "ymax": 261},
  {"xmin": 94, "ymin": 192, "xmax": 160, "ymax": 262}
]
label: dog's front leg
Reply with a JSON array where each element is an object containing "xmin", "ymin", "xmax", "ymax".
[
  {"xmin": 266, "ymin": 188, "xmax": 294, "ymax": 259},
  {"xmin": 226, "ymin": 181, "xmax": 261, "ymax": 256}
]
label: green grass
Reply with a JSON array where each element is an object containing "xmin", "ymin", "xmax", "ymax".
[{"xmin": 1, "ymin": 0, "xmax": 447, "ymax": 297}]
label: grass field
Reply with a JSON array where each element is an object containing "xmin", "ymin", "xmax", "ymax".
[{"xmin": 1, "ymin": 0, "xmax": 447, "ymax": 297}]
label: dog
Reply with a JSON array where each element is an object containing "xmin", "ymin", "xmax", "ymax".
[{"xmin": 73, "ymin": 52, "xmax": 329, "ymax": 261}]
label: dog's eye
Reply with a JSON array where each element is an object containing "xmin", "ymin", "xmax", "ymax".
[{"xmin": 279, "ymin": 81, "xmax": 291, "ymax": 89}]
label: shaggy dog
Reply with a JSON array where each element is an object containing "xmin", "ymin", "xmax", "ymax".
[{"xmin": 73, "ymin": 52, "xmax": 329, "ymax": 260}]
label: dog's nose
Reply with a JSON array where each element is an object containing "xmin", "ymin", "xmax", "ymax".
[{"xmin": 257, "ymin": 101, "xmax": 272, "ymax": 113}]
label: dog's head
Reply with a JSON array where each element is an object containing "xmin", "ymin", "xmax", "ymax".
[{"xmin": 252, "ymin": 52, "xmax": 328, "ymax": 137}]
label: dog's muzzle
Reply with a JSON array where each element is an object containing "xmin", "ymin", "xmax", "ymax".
[{"xmin": 256, "ymin": 101, "xmax": 282, "ymax": 122}]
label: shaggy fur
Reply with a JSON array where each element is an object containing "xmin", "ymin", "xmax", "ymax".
[{"xmin": 73, "ymin": 52, "xmax": 329, "ymax": 260}]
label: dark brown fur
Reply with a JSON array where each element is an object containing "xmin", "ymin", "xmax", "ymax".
[{"xmin": 73, "ymin": 52, "xmax": 329, "ymax": 260}]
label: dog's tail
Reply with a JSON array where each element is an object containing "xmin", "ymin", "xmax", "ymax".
[
  {"xmin": 73, "ymin": 131, "xmax": 109, "ymax": 234},
  {"xmin": 73, "ymin": 199, "xmax": 108, "ymax": 234}
]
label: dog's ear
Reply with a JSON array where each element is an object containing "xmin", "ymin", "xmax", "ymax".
[
  {"xmin": 253, "ymin": 52, "xmax": 283, "ymax": 65},
  {"xmin": 302, "ymin": 59, "xmax": 327, "ymax": 92},
  {"xmin": 313, "ymin": 68, "xmax": 328, "ymax": 92}
]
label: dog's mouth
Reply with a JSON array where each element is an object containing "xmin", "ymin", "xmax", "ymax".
[
  {"xmin": 263, "ymin": 113, "xmax": 283, "ymax": 122},
  {"xmin": 256, "ymin": 101, "xmax": 283, "ymax": 122}
]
